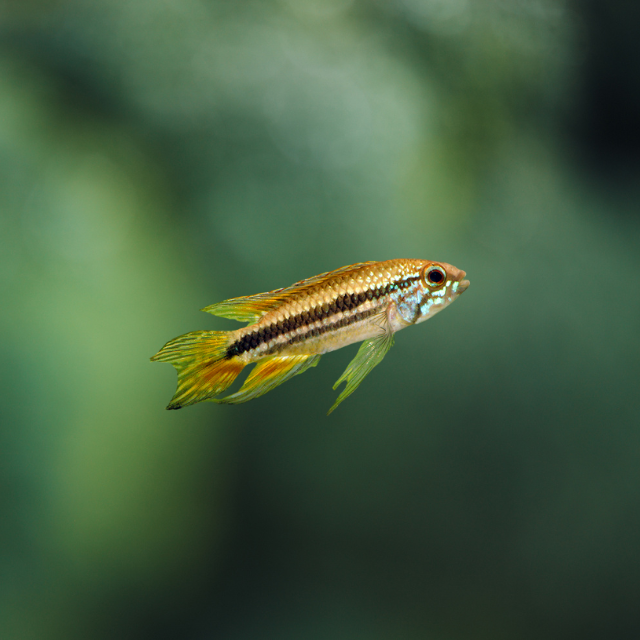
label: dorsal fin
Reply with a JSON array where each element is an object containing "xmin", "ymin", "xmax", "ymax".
[{"xmin": 202, "ymin": 261, "xmax": 377, "ymax": 323}]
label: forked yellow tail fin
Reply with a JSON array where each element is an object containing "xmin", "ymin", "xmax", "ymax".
[{"xmin": 151, "ymin": 331, "xmax": 244, "ymax": 409}]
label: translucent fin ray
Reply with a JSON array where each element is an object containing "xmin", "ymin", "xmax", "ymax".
[
  {"xmin": 202, "ymin": 261, "xmax": 377, "ymax": 323},
  {"xmin": 151, "ymin": 330, "xmax": 244, "ymax": 409},
  {"xmin": 328, "ymin": 311, "xmax": 394, "ymax": 414},
  {"xmin": 201, "ymin": 299, "xmax": 275, "ymax": 323},
  {"xmin": 215, "ymin": 354, "xmax": 321, "ymax": 404}
]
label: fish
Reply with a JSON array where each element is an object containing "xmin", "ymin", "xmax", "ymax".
[{"xmin": 151, "ymin": 259, "xmax": 469, "ymax": 414}]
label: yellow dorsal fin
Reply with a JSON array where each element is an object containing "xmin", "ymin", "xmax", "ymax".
[{"xmin": 202, "ymin": 261, "xmax": 377, "ymax": 323}]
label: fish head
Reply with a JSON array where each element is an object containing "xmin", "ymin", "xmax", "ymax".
[{"xmin": 413, "ymin": 261, "xmax": 469, "ymax": 324}]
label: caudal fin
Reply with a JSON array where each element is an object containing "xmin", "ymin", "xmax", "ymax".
[{"xmin": 151, "ymin": 331, "xmax": 244, "ymax": 409}]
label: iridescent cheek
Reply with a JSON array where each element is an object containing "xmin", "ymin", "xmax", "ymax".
[
  {"xmin": 419, "ymin": 284, "xmax": 454, "ymax": 316},
  {"xmin": 427, "ymin": 281, "xmax": 449, "ymax": 302},
  {"xmin": 420, "ymin": 297, "xmax": 439, "ymax": 316},
  {"xmin": 431, "ymin": 286, "xmax": 447, "ymax": 298}
]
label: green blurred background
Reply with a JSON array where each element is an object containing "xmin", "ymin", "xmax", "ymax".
[{"xmin": 1, "ymin": 1, "xmax": 639, "ymax": 638}]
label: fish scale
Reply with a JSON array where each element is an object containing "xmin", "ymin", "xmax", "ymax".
[{"xmin": 151, "ymin": 259, "xmax": 469, "ymax": 414}]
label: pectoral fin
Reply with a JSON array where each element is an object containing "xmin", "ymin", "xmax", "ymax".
[
  {"xmin": 328, "ymin": 314, "xmax": 395, "ymax": 414},
  {"xmin": 215, "ymin": 354, "xmax": 321, "ymax": 404}
]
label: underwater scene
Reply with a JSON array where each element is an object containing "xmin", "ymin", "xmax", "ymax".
[{"xmin": 1, "ymin": 2, "xmax": 639, "ymax": 639}]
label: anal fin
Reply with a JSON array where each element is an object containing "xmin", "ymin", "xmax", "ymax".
[{"xmin": 215, "ymin": 354, "xmax": 321, "ymax": 404}]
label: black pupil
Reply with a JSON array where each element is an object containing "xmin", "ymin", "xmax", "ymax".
[{"xmin": 428, "ymin": 269, "xmax": 444, "ymax": 284}]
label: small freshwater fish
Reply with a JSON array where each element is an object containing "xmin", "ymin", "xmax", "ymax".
[{"xmin": 152, "ymin": 259, "xmax": 469, "ymax": 414}]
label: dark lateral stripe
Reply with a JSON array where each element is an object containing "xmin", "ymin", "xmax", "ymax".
[
  {"xmin": 225, "ymin": 276, "xmax": 417, "ymax": 358},
  {"xmin": 274, "ymin": 305, "xmax": 379, "ymax": 354}
]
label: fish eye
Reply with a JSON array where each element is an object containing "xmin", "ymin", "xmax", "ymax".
[{"xmin": 422, "ymin": 265, "xmax": 446, "ymax": 288}]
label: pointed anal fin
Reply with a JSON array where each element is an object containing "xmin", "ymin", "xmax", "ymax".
[{"xmin": 215, "ymin": 354, "xmax": 321, "ymax": 404}]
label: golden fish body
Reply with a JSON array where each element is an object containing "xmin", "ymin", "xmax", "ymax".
[{"xmin": 151, "ymin": 259, "xmax": 469, "ymax": 413}]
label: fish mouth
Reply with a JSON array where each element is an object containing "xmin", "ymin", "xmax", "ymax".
[{"xmin": 457, "ymin": 279, "xmax": 470, "ymax": 293}]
